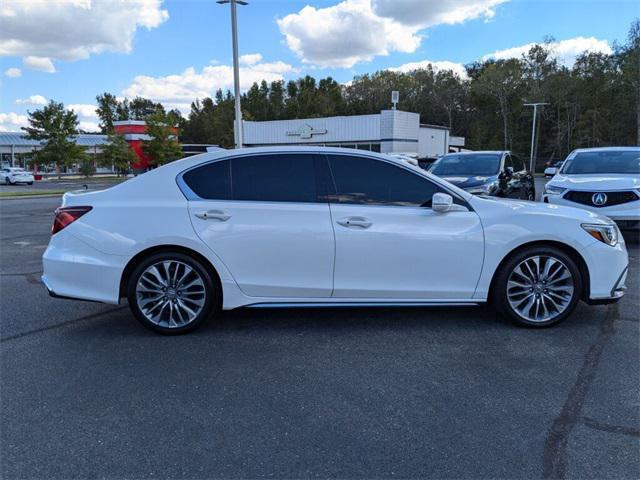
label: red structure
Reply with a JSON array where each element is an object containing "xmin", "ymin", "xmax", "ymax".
[{"xmin": 113, "ymin": 120, "xmax": 179, "ymax": 172}]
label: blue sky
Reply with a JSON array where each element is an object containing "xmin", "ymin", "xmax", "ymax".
[{"xmin": 1, "ymin": 0, "xmax": 637, "ymax": 132}]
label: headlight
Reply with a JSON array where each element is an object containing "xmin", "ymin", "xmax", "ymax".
[
  {"xmin": 545, "ymin": 184, "xmax": 566, "ymax": 195},
  {"xmin": 582, "ymin": 223, "xmax": 619, "ymax": 246},
  {"xmin": 465, "ymin": 182, "xmax": 496, "ymax": 195}
]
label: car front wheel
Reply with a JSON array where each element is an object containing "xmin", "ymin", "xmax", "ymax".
[
  {"xmin": 127, "ymin": 252, "xmax": 218, "ymax": 334},
  {"xmin": 492, "ymin": 246, "xmax": 582, "ymax": 327}
]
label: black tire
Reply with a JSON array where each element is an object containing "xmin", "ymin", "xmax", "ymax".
[
  {"xmin": 526, "ymin": 189, "xmax": 535, "ymax": 201},
  {"xmin": 127, "ymin": 252, "xmax": 219, "ymax": 334},
  {"xmin": 27, "ymin": 182, "xmax": 33, "ymax": 185},
  {"xmin": 491, "ymin": 246, "xmax": 583, "ymax": 327},
  {"xmin": 4, "ymin": 177, "xmax": 9, "ymax": 185}
]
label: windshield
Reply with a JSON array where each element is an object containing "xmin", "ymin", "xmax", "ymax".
[
  {"xmin": 430, "ymin": 154, "xmax": 501, "ymax": 176},
  {"xmin": 561, "ymin": 150, "xmax": 640, "ymax": 175}
]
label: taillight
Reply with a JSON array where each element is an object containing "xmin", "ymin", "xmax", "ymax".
[{"xmin": 52, "ymin": 206, "xmax": 92, "ymax": 235}]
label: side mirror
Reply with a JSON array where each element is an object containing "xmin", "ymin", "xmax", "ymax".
[
  {"xmin": 499, "ymin": 166, "xmax": 514, "ymax": 180},
  {"xmin": 432, "ymin": 192, "xmax": 453, "ymax": 213}
]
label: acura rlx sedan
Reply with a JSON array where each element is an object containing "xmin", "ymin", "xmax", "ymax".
[
  {"xmin": 42, "ymin": 147, "xmax": 628, "ymax": 334},
  {"xmin": 543, "ymin": 147, "xmax": 640, "ymax": 229},
  {"xmin": 429, "ymin": 151, "xmax": 535, "ymax": 200}
]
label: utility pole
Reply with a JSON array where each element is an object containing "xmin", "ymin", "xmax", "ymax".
[
  {"xmin": 524, "ymin": 102, "xmax": 549, "ymax": 173},
  {"xmin": 217, "ymin": 0, "xmax": 248, "ymax": 148}
]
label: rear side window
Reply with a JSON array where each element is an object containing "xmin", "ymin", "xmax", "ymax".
[
  {"xmin": 326, "ymin": 154, "xmax": 439, "ymax": 207},
  {"xmin": 182, "ymin": 160, "xmax": 231, "ymax": 200},
  {"xmin": 182, "ymin": 154, "xmax": 318, "ymax": 203},
  {"xmin": 231, "ymin": 154, "xmax": 317, "ymax": 203}
]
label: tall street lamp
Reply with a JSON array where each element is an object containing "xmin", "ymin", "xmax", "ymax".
[
  {"xmin": 217, "ymin": 0, "xmax": 248, "ymax": 148},
  {"xmin": 524, "ymin": 102, "xmax": 549, "ymax": 173}
]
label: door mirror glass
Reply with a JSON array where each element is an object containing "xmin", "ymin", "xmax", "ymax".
[{"xmin": 432, "ymin": 192, "xmax": 453, "ymax": 213}]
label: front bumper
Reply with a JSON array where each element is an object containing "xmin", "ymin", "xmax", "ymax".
[
  {"xmin": 543, "ymin": 193, "xmax": 640, "ymax": 223},
  {"xmin": 580, "ymin": 237, "xmax": 629, "ymax": 303}
]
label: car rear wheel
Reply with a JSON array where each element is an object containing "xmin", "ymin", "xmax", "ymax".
[
  {"xmin": 492, "ymin": 246, "xmax": 582, "ymax": 327},
  {"xmin": 127, "ymin": 252, "xmax": 218, "ymax": 334}
]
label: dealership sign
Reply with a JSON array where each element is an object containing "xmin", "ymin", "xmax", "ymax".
[{"xmin": 286, "ymin": 124, "xmax": 327, "ymax": 139}]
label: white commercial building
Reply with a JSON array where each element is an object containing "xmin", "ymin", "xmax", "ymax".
[{"xmin": 243, "ymin": 110, "xmax": 460, "ymax": 158}]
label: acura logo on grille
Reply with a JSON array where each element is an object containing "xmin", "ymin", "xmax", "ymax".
[{"xmin": 592, "ymin": 192, "xmax": 607, "ymax": 206}]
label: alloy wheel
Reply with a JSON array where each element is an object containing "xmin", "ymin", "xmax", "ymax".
[
  {"xmin": 506, "ymin": 255, "xmax": 574, "ymax": 322},
  {"xmin": 136, "ymin": 260, "xmax": 206, "ymax": 328}
]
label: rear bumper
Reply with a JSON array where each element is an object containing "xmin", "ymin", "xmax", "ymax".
[{"xmin": 42, "ymin": 231, "xmax": 126, "ymax": 304}]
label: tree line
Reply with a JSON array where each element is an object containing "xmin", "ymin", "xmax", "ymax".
[{"xmin": 24, "ymin": 20, "xmax": 638, "ymax": 174}]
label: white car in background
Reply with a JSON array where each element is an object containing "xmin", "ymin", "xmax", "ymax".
[
  {"xmin": 42, "ymin": 147, "xmax": 628, "ymax": 334},
  {"xmin": 543, "ymin": 147, "xmax": 640, "ymax": 229},
  {"xmin": 2, "ymin": 167, "xmax": 34, "ymax": 185},
  {"xmin": 544, "ymin": 161, "xmax": 564, "ymax": 177}
]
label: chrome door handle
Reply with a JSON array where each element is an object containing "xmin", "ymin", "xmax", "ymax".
[
  {"xmin": 194, "ymin": 210, "xmax": 231, "ymax": 221},
  {"xmin": 337, "ymin": 216, "xmax": 372, "ymax": 229}
]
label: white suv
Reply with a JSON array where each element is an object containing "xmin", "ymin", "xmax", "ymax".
[{"xmin": 543, "ymin": 147, "xmax": 639, "ymax": 229}]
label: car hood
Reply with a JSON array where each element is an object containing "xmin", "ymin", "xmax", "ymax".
[
  {"xmin": 440, "ymin": 175, "xmax": 497, "ymax": 188},
  {"xmin": 470, "ymin": 194, "xmax": 613, "ymax": 225},
  {"xmin": 550, "ymin": 173, "xmax": 640, "ymax": 190}
]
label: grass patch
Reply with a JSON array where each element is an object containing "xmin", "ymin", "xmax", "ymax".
[{"xmin": 0, "ymin": 190, "xmax": 66, "ymax": 198}]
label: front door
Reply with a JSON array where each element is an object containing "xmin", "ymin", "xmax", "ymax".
[
  {"xmin": 185, "ymin": 153, "xmax": 335, "ymax": 298},
  {"xmin": 324, "ymin": 154, "xmax": 485, "ymax": 300}
]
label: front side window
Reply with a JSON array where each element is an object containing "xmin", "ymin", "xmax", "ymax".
[
  {"xmin": 326, "ymin": 154, "xmax": 439, "ymax": 207},
  {"xmin": 561, "ymin": 150, "xmax": 640, "ymax": 175},
  {"xmin": 430, "ymin": 153, "xmax": 502, "ymax": 176}
]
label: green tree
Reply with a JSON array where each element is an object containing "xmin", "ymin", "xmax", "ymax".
[
  {"xmin": 97, "ymin": 133, "xmax": 137, "ymax": 175},
  {"xmin": 22, "ymin": 100, "xmax": 86, "ymax": 175},
  {"xmin": 142, "ymin": 110, "xmax": 183, "ymax": 166},
  {"xmin": 95, "ymin": 92, "xmax": 120, "ymax": 133}
]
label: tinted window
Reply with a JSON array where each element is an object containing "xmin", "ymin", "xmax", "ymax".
[
  {"xmin": 327, "ymin": 154, "xmax": 439, "ymax": 207},
  {"xmin": 561, "ymin": 150, "xmax": 640, "ymax": 174},
  {"xmin": 430, "ymin": 153, "xmax": 501, "ymax": 176},
  {"xmin": 182, "ymin": 160, "xmax": 231, "ymax": 200},
  {"xmin": 231, "ymin": 154, "xmax": 317, "ymax": 203},
  {"xmin": 512, "ymin": 155, "xmax": 526, "ymax": 171},
  {"xmin": 504, "ymin": 155, "xmax": 514, "ymax": 171}
]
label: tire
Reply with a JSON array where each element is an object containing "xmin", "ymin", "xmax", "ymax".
[
  {"xmin": 491, "ymin": 246, "xmax": 583, "ymax": 327},
  {"xmin": 27, "ymin": 182, "xmax": 33, "ymax": 185},
  {"xmin": 127, "ymin": 252, "xmax": 219, "ymax": 334},
  {"xmin": 4, "ymin": 177, "xmax": 9, "ymax": 185},
  {"xmin": 526, "ymin": 189, "xmax": 535, "ymax": 201}
]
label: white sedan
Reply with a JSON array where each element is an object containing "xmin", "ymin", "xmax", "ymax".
[
  {"xmin": 42, "ymin": 147, "xmax": 628, "ymax": 334},
  {"xmin": 543, "ymin": 147, "xmax": 640, "ymax": 229},
  {"xmin": 2, "ymin": 167, "xmax": 34, "ymax": 185}
]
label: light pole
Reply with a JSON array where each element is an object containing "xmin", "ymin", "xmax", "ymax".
[
  {"xmin": 217, "ymin": 0, "xmax": 247, "ymax": 148},
  {"xmin": 524, "ymin": 102, "xmax": 549, "ymax": 173}
]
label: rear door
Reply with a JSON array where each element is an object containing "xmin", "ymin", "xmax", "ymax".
[
  {"xmin": 184, "ymin": 153, "xmax": 335, "ymax": 298},
  {"xmin": 324, "ymin": 154, "xmax": 484, "ymax": 300}
]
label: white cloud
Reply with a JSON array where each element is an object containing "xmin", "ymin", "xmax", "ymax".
[
  {"xmin": 122, "ymin": 60, "xmax": 296, "ymax": 113},
  {"xmin": 16, "ymin": 94, "xmax": 48, "ymax": 105},
  {"xmin": 23, "ymin": 56, "xmax": 56, "ymax": 73},
  {"xmin": 78, "ymin": 120, "xmax": 100, "ymax": 132},
  {"xmin": 4, "ymin": 67, "xmax": 21, "ymax": 78},
  {"xmin": 277, "ymin": 0, "xmax": 509, "ymax": 68},
  {"xmin": 67, "ymin": 103, "xmax": 98, "ymax": 118},
  {"xmin": 483, "ymin": 36, "xmax": 613, "ymax": 66},
  {"xmin": 390, "ymin": 59, "xmax": 468, "ymax": 79},
  {"xmin": 372, "ymin": 0, "xmax": 508, "ymax": 27},
  {"xmin": 239, "ymin": 53, "xmax": 263, "ymax": 65},
  {"xmin": 0, "ymin": 0, "xmax": 169, "ymax": 71},
  {"xmin": 0, "ymin": 112, "xmax": 29, "ymax": 132}
]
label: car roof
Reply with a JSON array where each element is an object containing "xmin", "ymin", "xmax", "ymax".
[
  {"xmin": 570, "ymin": 146, "xmax": 640, "ymax": 154},
  {"xmin": 442, "ymin": 150, "xmax": 507, "ymax": 155}
]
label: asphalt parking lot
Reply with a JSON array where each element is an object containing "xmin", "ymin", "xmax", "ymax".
[{"xmin": 1, "ymin": 185, "xmax": 638, "ymax": 478}]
